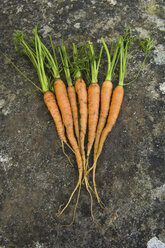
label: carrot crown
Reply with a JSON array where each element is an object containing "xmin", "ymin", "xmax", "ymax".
[
  {"xmin": 72, "ymin": 43, "xmax": 91, "ymax": 84},
  {"xmin": 72, "ymin": 43, "xmax": 82, "ymax": 80},
  {"xmin": 101, "ymin": 37, "xmax": 120, "ymax": 81},
  {"xmin": 11, "ymin": 27, "xmax": 50, "ymax": 93},
  {"xmin": 88, "ymin": 41, "xmax": 103, "ymax": 84},
  {"xmin": 58, "ymin": 44, "xmax": 73, "ymax": 87}
]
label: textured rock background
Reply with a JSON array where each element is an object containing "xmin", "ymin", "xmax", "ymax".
[{"xmin": 0, "ymin": 0, "xmax": 165, "ymax": 247}]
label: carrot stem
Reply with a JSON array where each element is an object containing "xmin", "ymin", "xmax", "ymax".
[
  {"xmin": 58, "ymin": 45, "xmax": 72, "ymax": 86},
  {"xmin": 118, "ymin": 28, "xmax": 135, "ymax": 86},
  {"xmin": 41, "ymin": 41, "xmax": 60, "ymax": 80},
  {"xmin": 101, "ymin": 37, "xmax": 120, "ymax": 81},
  {"xmin": 34, "ymin": 27, "xmax": 48, "ymax": 93},
  {"xmin": 3, "ymin": 53, "xmax": 43, "ymax": 92},
  {"xmin": 49, "ymin": 35, "xmax": 59, "ymax": 74},
  {"xmin": 119, "ymin": 38, "xmax": 124, "ymax": 86},
  {"xmin": 88, "ymin": 41, "xmax": 103, "ymax": 84}
]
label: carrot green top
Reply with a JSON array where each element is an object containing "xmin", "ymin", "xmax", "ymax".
[
  {"xmin": 118, "ymin": 28, "xmax": 154, "ymax": 87},
  {"xmin": 33, "ymin": 27, "xmax": 49, "ymax": 93},
  {"xmin": 42, "ymin": 35, "xmax": 61, "ymax": 81},
  {"xmin": 118, "ymin": 36, "xmax": 126, "ymax": 87},
  {"xmin": 72, "ymin": 43, "xmax": 82, "ymax": 80},
  {"xmin": 101, "ymin": 37, "xmax": 120, "ymax": 82},
  {"xmin": 58, "ymin": 44, "xmax": 73, "ymax": 87},
  {"xmin": 88, "ymin": 41, "xmax": 103, "ymax": 84},
  {"xmin": 10, "ymin": 26, "xmax": 59, "ymax": 93},
  {"xmin": 71, "ymin": 43, "xmax": 92, "ymax": 83}
]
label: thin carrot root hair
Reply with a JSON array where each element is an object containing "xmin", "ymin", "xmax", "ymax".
[
  {"xmin": 61, "ymin": 141, "xmax": 74, "ymax": 167},
  {"xmin": 85, "ymin": 156, "xmax": 107, "ymax": 210},
  {"xmin": 92, "ymin": 163, "xmax": 107, "ymax": 210},
  {"xmin": 84, "ymin": 179, "xmax": 105, "ymax": 232},
  {"xmin": 56, "ymin": 165, "xmax": 82, "ymax": 217},
  {"xmin": 64, "ymin": 141, "xmax": 75, "ymax": 154},
  {"xmin": 85, "ymin": 156, "xmax": 89, "ymax": 171},
  {"xmin": 83, "ymin": 158, "xmax": 106, "ymax": 210},
  {"xmin": 56, "ymin": 184, "xmax": 80, "ymax": 217},
  {"xmin": 61, "ymin": 183, "xmax": 82, "ymax": 227}
]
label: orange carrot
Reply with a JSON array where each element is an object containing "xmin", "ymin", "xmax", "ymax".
[
  {"xmin": 67, "ymin": 86, "xmax": 79, "ymax": 143},
  {"xmin": 93, "ymin": 81, "xmax": 112, "ymax": 160},
  {"xmin": 90, "ymin": 30, "xmax": 154, "ymax": 206},
  {"xmin": 89, "ymin": 37, "xmax": 126, "ymax": 206},
  {"xmin": 93, "ymin": 38, "xmax": 120, "ymax": 161},
  {"xmin": 43, "ymin": 91, "xmax": 74, "ymax": 166},
  {"xmin": 54, "ymin": 79, "xmax": 83, "ymax": 217},
  {"xmin": 75, "ymin": 77, "xmax": 87, "ymax": 162},
  {"xmin": 72, "ymin": 44, "xmax": 100, "ymax": 225},
  {"xmin": 72, "ymin": 43, "xmax": 88, "ymax": 165},
  {"xmin": 42, "ymin": 40, "xmax": 83, "ymax": 223},
  {"xmin": 87, "ymin": 83, "xmax": 100, "ymax": 157},
  {"xmin": 95, "ymin": 34, "xmax": 154, "ymax": 159},
  {"xmin": 98, "ymin": 85, "xmax": 124, "ymax": 158},
  {"xmin": 86, "ymin": 42, "xmax": 103, "ymax": 162},
  {"xmin": 92, "ymin": 33, "xmax": 131, "ymax": 164},
  {"xmin": 11, "ymin": 28, "xmax": 75, "ymax": 164},
  {"xmin": 43, "ymin": 91, "xmax": 67, "ymax": 144},
  {"xmin": 58, "ymin": 45, "xmax": 80, "ymax": 144},
  {"xmin": 12, "ymin": 28, "xmax": 82, "ymax": 224}
]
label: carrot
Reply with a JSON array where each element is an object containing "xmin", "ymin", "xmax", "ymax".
[
  {"xmin": 96, "ymin": 33, "xmax": 154, "ymax": 159},
  {"xmin": 72, "ymin": 44, "xmax": 97, "ymax": 223},
  {"xmin": 72, "ymin": 43, "xmax": 88, "ymax": 165},
  {"xmin": 10, "ymin": 28, "xmax": 77, "ymax": 166},
  {"xmin": 44, "ymin": 41, "xmax": 83, "ymax": 222},
  {"xmin": 97, "ymin": 85, "xmax": 124, "ymax": 158},
  {"xmin": 10, "ymin": 28, "xmax": 67, "ymax": 145},
  {"xmin": 43, "ymin": 91, "xmax": 67, "ymax": 143},
  {"xmin": 86, "ymin": 42, "xmax": 103, "ymax": 164},
  {"xmin": 75, "ymin": 78, "xmax": 87, "ymax": 159},
  {"xmin": 70, "ymin": 43, "xmax": 103, "ymax": 226},
  {"xmin": 90, "ymin": 35, "xmax": 127, "ymax": 205},
  {"xmin": 87, "ymin": 83, "xmax": 100, "ymax": 156},
  {"xmin": 9, "ymin": 28, "xmax": 81, "ymax": 225},
  {"xmin": 32, "ymin": 30, "xmax": 68, "ymax": 145},
  {"xmin": 58, "ymin": 44, "xmax": 80, "ymax": 145},
  {"xmin": 54, "ymin": 79, "xmax": 83, "ymax": 219},
  {"xmin": 88, "ymin": 29, "xmax": 154, "ymax": 205},
  {"xmin": 75, "ymin": 75, "xmax": 99, "ymax": 225},
  {"xmin": 93, "ymin": 38, "xmax": 120, "ymax": 162},
  {"xmin": 80, "ymin": 41, "xmax": 105, "ymax": 215}
]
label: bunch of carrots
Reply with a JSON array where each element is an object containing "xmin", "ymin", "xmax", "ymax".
[{"xmin": 5, "ymin": 26, "xmax": 154, "ymax": 226}]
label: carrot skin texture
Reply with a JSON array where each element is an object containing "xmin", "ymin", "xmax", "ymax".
[
  {"xmin": 87, "ymin": 83, "xmax": 100, "ymax": 157},
  {"xmin": 75, "ymin": 78, "xmax": 87, "ymax": 161},
  {"xmin": 67, "ymin": 86, "xmax": 80, "ymax": 144},
  {"xmin": 97, "ymin": 85, "xmax": 124, "ymax": 158},
  {"xmin": 43, "ymin": 91, "xmax": 67, "ymax": 143},
  {"xmin": 54, "ymin": 79, "xmax": 82, "ymax": 175},
  {"xmin": 93, "ymin": 80, "xmax": 113, "ymax": 160}
]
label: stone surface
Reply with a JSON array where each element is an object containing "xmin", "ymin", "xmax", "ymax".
[
  {"xmin": 0, "ymin": 0, "xmax": 165, "ymax": 247},
  {"xmin": 147, "ymin": 237, "xmax": 165, "ymax": 248}
]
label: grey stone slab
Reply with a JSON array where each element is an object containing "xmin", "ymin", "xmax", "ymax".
[{"xmin": 0, "ymin": 0, "xmax": 165, "ymax": 247}]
